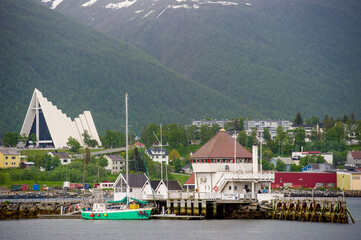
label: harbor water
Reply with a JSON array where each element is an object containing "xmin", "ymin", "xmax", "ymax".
[{"xmin": 1, "ymin": 198, "xmax": 360, "ymax": 240}]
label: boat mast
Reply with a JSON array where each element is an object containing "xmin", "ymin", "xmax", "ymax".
[{"xmin": 125, "ymin": 93, "xmax": 129, "ymax": 206}]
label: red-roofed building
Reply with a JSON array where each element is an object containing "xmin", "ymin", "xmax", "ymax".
[
  {"xmin": 184, "ymin": 173, "xmax": 195, "ymax": 192},
  {"xmin": 189, "ymin": 129, "xmax": 274, "ymax": 199}
]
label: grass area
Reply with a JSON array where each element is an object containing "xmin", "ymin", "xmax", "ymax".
[{"xmin": 169, "ymin": 172, "xmax": 191, "ymax": 185}]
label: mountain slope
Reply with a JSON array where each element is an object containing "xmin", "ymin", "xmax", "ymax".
[
  {"xmin": 0, "ymin": 0, "xmax": 259, "ymax": 138},
  {"xmin": 42, "ymin": 0, "xmax": 361, "ymax": 119}
]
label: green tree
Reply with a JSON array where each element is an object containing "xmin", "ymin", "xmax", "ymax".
[
  {"xmin": 295, "ymin": 127, "xmax": 306, "ymax": 148},
  {"xmin": 186, "ymin": 125, "xmax": 198, "ymax": 143},
  {"xmin": 276, "ymin": 159, "xmax": 287, "ymax": 171},
  {"xmin": 82, "ymin": 130, "xmax": 91, "ymax": 147},
  {"xmin": 102, "ymin": 130, "xmax": 123, "ymax": 148},
  {"xmin": 263, "ymin": 150, "xmax": 273, "ymax": 162},
  {"xmin": 289, "ymin": 163, "xmax": 302, "ymax": 172},
  {"xmin": 67, "ymin": 137, "xmax": 81, "ymax": 152},
  {"xmin": 263, "ymin": 128, "xmax": 271, "ymax": 146},
  {"xmin": 305, "ymin": 116, "xmax": 320, "ymax": 125},
  {"xmin": 294, "ymin": 112, "xmax": 303, "ymax": 125},
  {"xmin": 98, "ymin": 156, "xmax": 108, "ymax": 167},
  {"xmin": 29, "ymin": 133, "xmax": 37, "ymax": 145},
  {"xmin": 200, "ymin": 125, "xmax": 214, "ymax": 144},
  {"xmin": 169, "ymin": 149, "xmax": 180, "ymax": 161},
  {"xmin": 140, "ymin": 124, "xmax": 159, "ymax": 147},
  {"xmin": 130, "ymin": 148, "xmax": 145, "ymax": 173},
  {"xmin": 170, "ymin": 158, "xmax": 182, "ymax": 172},
  {"xmin": 323, "ymin": 114, "xmax": 334, "ymax": 132},
  {"xmin": 2, "ymin": 132, "xmax": 20, "ymax": 147},
  {"xmin": 41, "ymin": 154, "xmax": 60, "ymax": 171},
  {"xmin": 237, "ymin": 131, "xmax": 248, "ymax": 146},
  {"xmin": 248, "ymin": 128, "xmax": 258, "ymax": 148},
  {"xmin": 326, "ymin": 123, "xmax": 345, "ymax": 143},
  {"xmin": 275, "ymin": 126, "xmax": 286, "ymax": 156},
  {"xmin": 239, "ymin": 118, "xmax": 245, "ymax": 131},
  {"xmin": 19, "ymin": 133, "xmax": 28, "ymax": 145}
]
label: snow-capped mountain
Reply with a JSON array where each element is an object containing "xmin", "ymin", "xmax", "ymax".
[{"xmin": 38, "ymin": 0, "xmax": 361, "ymax": 119}]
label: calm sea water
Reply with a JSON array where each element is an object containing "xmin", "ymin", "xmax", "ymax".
[{"xmin": 1, "ymin": 198, "xmax": 360, "ymax": 240}]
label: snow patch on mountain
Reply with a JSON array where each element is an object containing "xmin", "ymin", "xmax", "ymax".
[
  {"xmin": 43, "ymin": 0, "xmax": 63, "ymax": 9},
  {"xmin": 105, "ymin": 0, "xmax": 137, "ymax": 9},
  {"xmin": 142, "ymin": 9, "xmax": 156, "ymax": 19},
  {"xmin": 205, "ymin": 1, "xmax": 237, "ymax": 6},
  {"xmin": 82, "ymin": 0, "xmax": 98, "ymax": 7}
]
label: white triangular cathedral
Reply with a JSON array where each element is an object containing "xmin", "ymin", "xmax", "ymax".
[{"xmin": 20, "ymin": 88, "xmax": 101, "ymax": 148}]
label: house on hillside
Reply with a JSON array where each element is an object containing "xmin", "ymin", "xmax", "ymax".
[
  {"xmin": 0, "ymin": 148, "xmax": 20, "ymax": 169},
  {"xmin": 133, "ymin": 142, "xmax": 145, "ymax": 148},
  {"xmin": 346, "ymin": 151, "xmax": 361, "ymax": 167},
  {"xmin": 190, "ymin": 128, "xmax": 274, "ymax": 199},
  {"xmin": 48, "ymin": 151, "xmax": 72, "ymax": 165},
  {"xmin": 104, "ymin": 155, "xmax": 125, "ymax": 174},
  {"xmin": 270, "ymin": 157, "xmax": 294, "ymax": 171},
  {"xmin": 181, "ymin": 164, "xmax": 192, "ymax": 174},
  {"xmin": 113, "ymin": 173, "xmax": 149, "ymax": 201},
  {"xmin": 21, "ymin": 161, "xmax": 36, "ymax": 169},
  {"xmin": 146, "ymin": 147, "xmax": 169, "ymax": 164}
]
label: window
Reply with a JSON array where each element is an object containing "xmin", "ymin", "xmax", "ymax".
[
  {"xmin": 63, "ymin": 160, "xmax": 67, "ymax": 163},
  {"xmin": 12, "ymin": 162, "xmax": 16, "ymax": 165},
  {"xmin": 217, "ymin": 159, "xmax": 220, "ymax": 163},
  {"xmin": 235, "ymin": 186, "xmax": 237, "ymax": 190},
  {"xmin": 5, "ymin": 156, "xmax": 8, "ymax": 159},
  {"xmin": 5, "ymin": 162, "xmax": 8, "ymax": 165},
  {"xmin": 12, "ymin": 156, "xmax": 16, "ymax": 159},
  {"xmin": 229, "ymin": 186, "xmax": 232, "ymax": 190}
]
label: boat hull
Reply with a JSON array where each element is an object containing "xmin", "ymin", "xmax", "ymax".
[{"xmin": 81, "ymin": 208, "xmax": 152, "ymax": 220}]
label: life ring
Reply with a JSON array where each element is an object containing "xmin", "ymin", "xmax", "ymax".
[{"xmin": 214, "ymin": 186, "xmax": 218, "ymax": 192}]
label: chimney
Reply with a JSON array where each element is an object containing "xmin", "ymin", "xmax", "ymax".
[{"xmin": 252, "ymin": 145, "xmax": 258, "ymax": 174}]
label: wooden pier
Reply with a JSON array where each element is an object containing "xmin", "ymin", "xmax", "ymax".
[{"xmin": 152, "ymin": 197, "xmax": 352, "ymax": 223}]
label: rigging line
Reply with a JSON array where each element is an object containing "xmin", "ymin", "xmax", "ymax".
[{"xmin": 128, "ymin": 97, "xmax": 156, "ymax": 200}]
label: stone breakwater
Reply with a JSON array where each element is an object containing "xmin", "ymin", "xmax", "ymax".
[
  {"xmin": 0, "ymin": 201, "xmax": 78, "ymax": 219},
  {"xmin": 0, "ymin": 190, "xmax": 114, "ymax": 200},
  {"xmin": 0, "ymin": 190, "xmax": 114, "ymax": 220}
]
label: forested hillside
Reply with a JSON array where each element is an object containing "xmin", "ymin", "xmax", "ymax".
[
  {"xmin": 42, "ymin": 0, "xmax": 361, "ymax": 119},
  {"xmin": 0, "ymin": 0, "xmax": 260, "ymax": 137}
]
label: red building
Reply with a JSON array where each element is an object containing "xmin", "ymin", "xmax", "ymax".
[{"xmin": 272, "ymin": 172, "xmax": 337, "ymax": 189}]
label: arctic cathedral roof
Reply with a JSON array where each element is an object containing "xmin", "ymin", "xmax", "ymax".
[{"xmin": 20, "ymin": 88, "xmax": 101, "ymax": 148}]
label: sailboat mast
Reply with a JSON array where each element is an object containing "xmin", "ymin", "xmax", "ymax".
[
  {"xmin": 125, "ymin": 93, "xmax": 129, "ymax": 206},
  {"xmin": 160, "ymin": 124, "xmax": 163, "ymax": 181}
]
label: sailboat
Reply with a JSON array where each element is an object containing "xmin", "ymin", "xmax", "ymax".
[{"xmin": 81, "ymin": 93, "xmax": 152, "ymax": 220}]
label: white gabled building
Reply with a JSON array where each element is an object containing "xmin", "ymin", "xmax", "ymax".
[
  {"xmin": 190, "ymin": 129, "xmax": 275, "ymax": 199},
  {"xmin": 113, "ymin": 173, "xmax": 149, "ymax": 201},
  {"xmin": 20, "ymin": 88, "xmax": 101, "ymax": 149},
  {"xmin": 142, "ymin": 180, "xmax": 183, "ymax": 200},
  {"xmin": 47, "ymin": 151, "xmax": 72, "ymax": 165},
  {"xmin": 146, "ymin": 147, "xmax": 169, "ymax": 165}
]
